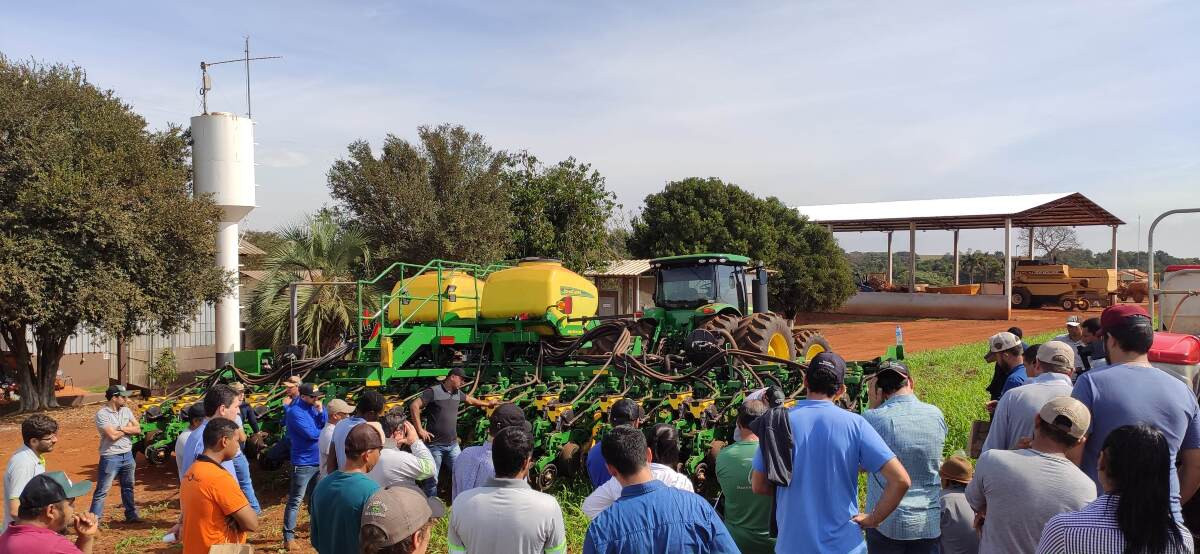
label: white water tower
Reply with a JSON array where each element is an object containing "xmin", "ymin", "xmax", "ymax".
[{"xmin": 191, "ymin": 112, "xmax": 255, "ymax": 367}]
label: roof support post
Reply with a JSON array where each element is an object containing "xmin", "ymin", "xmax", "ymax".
[
  {"xmin": 952, "ymin": 229, "xmax": 960, "ymax": 285},
  {"xmin": 1111, "ymin": 225, "xmax": 1119, "ymax": 305},
  {"xmin": 886, "ymin": 231, "xmax": 894, "ymax": 285},
  {"xmin": 909, "ymin": 222, "xmax": 917, "ymax": 292},
  {"xmin": 1005, "ymin": 218, "xmax": 1013, "ymax": 320},
  {"xmin": 1027, "ymin": 227, "xmax": 1035, "ymax": 261}
]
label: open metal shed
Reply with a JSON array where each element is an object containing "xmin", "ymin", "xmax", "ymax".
[{"xmin": 794, "ymin": 192, "xmax": 1125, "ymax": 319}]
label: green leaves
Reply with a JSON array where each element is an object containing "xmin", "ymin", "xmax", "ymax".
[
  {"xmin": 0, "ymin": 56, "xmax": 230, "ymax": 409},
  {"xmin": 327, "ymin": 124, "xmax": 512, "ymax": 267},
  {"xmin": 246, "ymin": 213, "xmax": 373, "ymax": 356},
  {"xmin": 627, "ymin": 178, "xmax": 854, "ymax": 317},
  {"xmin": 505, "ymin": 151, "xmax": 619, "ymax": 272}
]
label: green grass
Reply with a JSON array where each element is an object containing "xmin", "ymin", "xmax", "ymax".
[
  {"xmin": 908, "ymin": 329, "xmax": 1061, "ymax": 455},
  {"xmin": 113, "ymin": 527, "xmax": 164, "ymax": 553}
]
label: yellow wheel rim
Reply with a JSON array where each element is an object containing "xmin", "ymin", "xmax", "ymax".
[
  {"xmin": 767, "ymin": 332, "xmax": 791, "ymax": 359},
  {"xmin": 805, "ymin": 342, "xmax": 826, "ymax": 362}
]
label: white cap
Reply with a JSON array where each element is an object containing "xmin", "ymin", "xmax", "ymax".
[{"xmin": 1066, "ymin": 316, "xmax": 1081, "ymax": 327}]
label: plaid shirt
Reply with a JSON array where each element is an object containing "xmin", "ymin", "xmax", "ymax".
[{"xmin": 864, "ymin": 394, "xmax": 947, "ymax": 541}]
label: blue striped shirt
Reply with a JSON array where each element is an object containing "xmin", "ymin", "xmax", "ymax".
[
  {"xmin": 1037, "ymin": 494, "xmax": 1195, "ymax": 554},
  {"xmin": 863, "ymin": 393, "xmax": 947, "ymax": 541}
]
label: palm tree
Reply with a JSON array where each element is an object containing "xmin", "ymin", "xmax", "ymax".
[{"xmin": 247, "ymin": 213, "xmax": 373, "ymax": 356}]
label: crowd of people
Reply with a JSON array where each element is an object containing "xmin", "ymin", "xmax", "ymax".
[{"xmin": 3, "ymin": 304, "xmax": 1199, "ymax": 553}]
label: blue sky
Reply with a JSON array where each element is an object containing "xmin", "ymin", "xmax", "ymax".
[{"xmin": 4, "ymin": 1, "xmax": 1198, "ymax": 256}]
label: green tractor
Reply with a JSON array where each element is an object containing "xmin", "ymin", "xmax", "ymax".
[{"xmin": 608, "ymin": 253, "xmax": 830, "ymax": 364}]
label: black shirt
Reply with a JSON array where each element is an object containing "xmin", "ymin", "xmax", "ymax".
[{"xmin": 419, "ymin": 383, "xmax": 463, "ymax": 446}]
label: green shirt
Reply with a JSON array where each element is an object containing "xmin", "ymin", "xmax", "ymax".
[
  {"xmin": 716, "ymin": 440, "xmax": 775, "ymax": 553},
  {"xmin": 310, "ymin": 471, "xmax": 380, "ymax": 554}
]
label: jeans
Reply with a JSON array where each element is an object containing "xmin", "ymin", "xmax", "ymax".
[
  {"xmin": 420, "ymin": 442, "xmax": 460, "ymax": 498},
  {"xmin": 231, "ymin": 450, "xmax": 262, "ymax": 514},
  {"xmin": 283, "ymin": 464, "xmax": 321, "ymax": 541},
  {"xmin": 865, "ymin": 529, "xmax": 939, "ymax": 554},
  {"xmin": 89, "ymin": 451, "xmax": 138, "ymax": 521}
]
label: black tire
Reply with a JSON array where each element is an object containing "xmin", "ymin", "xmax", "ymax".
[
  {"xmin": 796, "ymin": 332, "xmax": 832, "ymax": 363},
  {"xmin": 734, "ymin": 313, "xmax": 796, "ymax": 361},
  {"xmin": 698, "ymin": 314, "xmax": 740, "ymax": 347},
  {"xmin": 1060, "ymin": 297, "xmax": 1077, "ymax": 311},
  {"xmin": 1011, "ymin": 288, "xmax": 1032, "ymax": 309}
]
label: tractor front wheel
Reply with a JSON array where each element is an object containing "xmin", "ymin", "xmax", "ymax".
[{"xmin": 734, "ymin": 313, "xmax": 796, "ymax": 361}]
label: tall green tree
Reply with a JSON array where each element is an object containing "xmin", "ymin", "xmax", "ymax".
[
  {"xmin": 505, "ymin": 151, "xmax": 619, "ymax": 272},
  {"xmin": 0, "ymin": 57, "xmax": 230, "ymax": 411},
  {"xmin": 246, "ymin": 213, "xmax": 373, "ymax": 356},
  {"xmin": 326, "ymin": 124, "xmax": 511, "ymax": 267},
  {"xmin": 628, "ymin": 177, "xmax": 854, "ymax": 317}
]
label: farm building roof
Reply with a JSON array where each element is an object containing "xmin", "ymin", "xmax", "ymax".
[
  {"xmin": 586, "ymin": 259, "xmax": 653, "ymax": 277},
  {"xmin": 239, "ymin": 239, "xmax": 266, "ymax": 256},
  {"xmin": 794, "ymin": 192, "xmax": 1124, "ymax": 232}
]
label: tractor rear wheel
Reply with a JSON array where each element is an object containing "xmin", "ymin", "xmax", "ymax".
[
  {"xmin": 698, "ymin": 314, "xmax": 740, "ymax": 346},
  {"xmin": 796, "ymin": 332, "xmax": 832, "ymax": 364},
  {"xmin": 734, "ymin": 313, "xmax": 796, "ymax": 361}
]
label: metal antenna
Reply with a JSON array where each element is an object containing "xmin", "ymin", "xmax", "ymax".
[{"xmin": 199, "ymin": 36, "xmax": 281, "ymax": 118}]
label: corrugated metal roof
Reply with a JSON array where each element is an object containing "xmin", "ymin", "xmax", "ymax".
[
  {"xmin": 794, "ymin": 192, "xmax": 1124, "ymax": 232},
  {"xmin": 585, "ymin": 259, "xmax": 653, "ymax": 277},
  {"xmin": 239, "ymin": 239, "xmax": 266, "ymax": 256}
]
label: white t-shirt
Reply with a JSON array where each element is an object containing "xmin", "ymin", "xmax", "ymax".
[
  {"xmin": 318, "ymin": 423, "xmax": 337, "ymax": 477},
  {"xmin": 174, "ymin": 429, "xmax": 194, "ymax": 482},
  {"xmin": 581, "ymin": 462, "xmax": 695, "ymax": 518},
  {"xmin": 3, "ymin": 446, "xmax": 45, "ymax": 531}
]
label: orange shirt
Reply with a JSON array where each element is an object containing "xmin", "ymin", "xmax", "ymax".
[{"xmin": 181, "ymin": 457, "xmax": 250, "ymax": 554}]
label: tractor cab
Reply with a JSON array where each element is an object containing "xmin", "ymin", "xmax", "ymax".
[{"xmin": 650, "ymin": 254, "xmax": 755, "ymax": 315}]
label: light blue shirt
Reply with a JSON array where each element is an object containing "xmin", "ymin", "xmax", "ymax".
[
  {"xmin": 179, "ymin": 418, "xmax": 237, "ymax": 479},
  {"xmin": 582, "ymin": 480, "xmax": 738, "ymax": 554},
  {"xmin": 863, "ymin": 394, "xmax": 947, "ymax": 541},
  {"xmin": 982, "ymin": 372, "xmax": 1073, "ymax": 453},
  {"xmin": 753, "ymin": 399, "xmax": 896, "ymax": 553},
  {"xmin": 452, "ymin": 440, "xmax": 493, "ymax": 501},
  {"xmin": 1073, "ymin": 362, "xmax": 1200, "ymax": 518}
]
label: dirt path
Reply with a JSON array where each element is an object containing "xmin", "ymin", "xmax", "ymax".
[
  {"xmin": 0, "ymin": 405, "xmax": 313, "ymax": 553},
  {"xmin": 794, "ymin": 307, "xmax": 1079, "ymax": 359}
]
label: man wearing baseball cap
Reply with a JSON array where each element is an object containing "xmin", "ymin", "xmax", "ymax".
[
  {"xmin": 360, "ymin": 485, "xmax": 445, "ymax": 554},
  {"xmin": 452, "ymin": 402, "xmax": 530, "ymax": 501},
  {"xmin": 1072, "ymin": 304, "xmax": 1200, "ymax": 517},
  {"xmin": 1053, "ymin": 316, "xmax": 1088, "ymax": 371},
  {"xmin": 0, "ymin": 472, "xmax": 96, "ymax": 553},
  {"xmin": 586, "ymin": 398, "xmax": 643, "ymax": 488},
  {"xmin": 751, "ymin": 351, "xmax": 912, "ymax": 553},
  {"xmin": 968, "ymin": 397, "xmax": 1097, "ymax": 553},
  {"xmin": 319, "ymin": 398, "xmax": 355, "ymax": 478},
  {"xmin": 937, "ymin": 455, "xmax": 977, "ymax": 554},
  {"xmin": 281, "ymin": 375, "xmax": 302, "ymax": 407},
  {"xmin": 89, "ymin": 384, "xmax": 141, "ymax": 523},
  {"xmin": 984, "ymin": 331, "xmax": 1028, "ymax": 398},
  {"xmin": 410, "ymin": 366, "xmax": 499, "ymax": 498},
  {"xmin": 862, "ymin": 361, "xmax": 946, "ymax": 552},
  {"xmin": 312, "ymin": 423, "xmax": 384, "ymax": 554},
  {"xmin": 283, "ymin": 383, "xmax": 326, "ymax": 550},
  {"xmin": 983, "ymin": 341, "xmax": 1076, "ymax": 454}
]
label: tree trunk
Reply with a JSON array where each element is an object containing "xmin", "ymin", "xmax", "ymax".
[
  {"xmin": 0, "ymin": 322, "xmax": 60, "ymax": 412},
  {"xmin": 32, "ymin": 328, "xmax": 66, "ymax": 411}
]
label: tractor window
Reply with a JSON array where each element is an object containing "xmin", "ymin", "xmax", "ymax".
[
  {"xmin": 658, "ymin": 266, "xmax": 717, "ymax": 308},
  {"xmin": 715, "ymin": 264, "xmax": 742, "ymax": 308}
]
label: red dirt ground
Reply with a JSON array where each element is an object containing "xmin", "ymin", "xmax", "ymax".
[
  {"xmin": 794, "ymin": 307, "xmax": 1086, "ymax": 360},
  {"xmin": 0, "ymin": 404, "xmax": 313, "ymax": 554},
  {"xmin": 0, "ymin": 306, "xmax": 1101, "ymax": 552}
]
